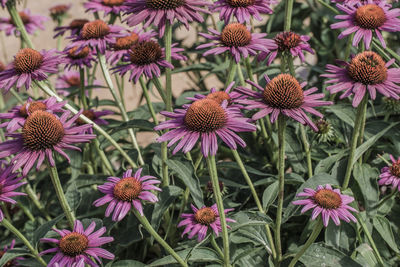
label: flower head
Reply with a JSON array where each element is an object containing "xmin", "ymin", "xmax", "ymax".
[
  {"xmin": 236, "ymin": 74, "xmax": 332, "ymax": 131},
  {"xmin": 40, "ymin": 220, "xmax": 114, "ymax": 267},
  {"xmin": 106, "ymin": 28, "xmax": 156, "ymax": 65},
  {"xmin": 0, "ymin": 240, "xmax": 25, "ymax": 265},
  {"xmin": 379, "ymin": 155, "xmax": 400, "ymax": 191},
  {"xmin": 75, "ymin": 109, "xmax": 114, "ymax": 133},
  {"xmin": 315, "ymin": 119, "xmax": 335, "ymax": 143},
  {"xmin": 0, "ymin": 110, "xmax": 96, "ymax": 176},
  {"xmin": 155, "ymin": 98, "xmax": 256, "ymax": 157},
  {"xmin": 197, "ymin": 23, "xmax": 277, "ymax": 63},
  {"xmin": 124, "ymin": 0, "xmax": 210, "ymax": 36},
  {"xmin": 54, "ymin": 19, "xmax": 90, "ymax": 38},
  {"xmin": 0, "ymin": 164, "xmax": 26, "ymax": 222},
  {"xmin": 292, "ymin": 184, "xmax": 358, "ymax": 227},
  {"xmin": 0, "ymin": 9, "xmax": 48, "ymax": 36},
  {"xmin": 258, "ymin": 31, "xmax": 313, "ymax": 66},
  {"xmin": 211, "ymin": 0, "xmax": 276, "ymax": 24},
  {"xmin": 112, "ymin": 40, "xmax": 186, "ymax": 83},
  {"xmin": 68, "ymin": 19, "xmax": 125, "ymax": 54},
  {"xmin": 0, "ymin": 48, "xmax": 61, "ymax": 92},
  {"xmin": 330, "ymin": 0, "xmax": 400, "ymax": 49},
  {"xmin": 85, "ymin": 0, "xmax": 127, "ymax": 16},
  {"xmin": 178, "ymin": 204, "xmax": 235, "ymax": 241},
  {"xmin": 322, "ymin": 51, "xmax": 400, "ymax": 107},
  {"xmin": 94, "ymin": 168, "xmax": 161, "ymax": 220},
  {"xmin": 55, "ymin": 70, "xmax": 101, "ymax": 96},
  {"xmin": 49, "ymin": 4, "xmax": 71, "ymax": 21},
  {"xmin": 0, "ymin": 97, "xmax": 65, "ymax": 133},
  {"xmin": 60, "ymin": 46, "xmax": 97, "ymax": 70}
]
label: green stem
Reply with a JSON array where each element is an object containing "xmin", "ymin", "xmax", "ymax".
[
  {"xmin": 357, "ymin": 102, "xmax": 367, "ymax": 164},
  {"xmin": 300, "ymin": 125, "xmax": 313, "ymax": 179},
  {"xmin": 1, "ymin": 203, "xmax": 11, "ymax": 221},
  {"xmin": 133, "ymin": 210, "xmax": 188, "ymax": 267},
  {"xmin": 236, "ymin": 62, "xmax": 245, "ymax": 86},
  {"xmin": 18, "ymin": 202, "xmax": 35, "ymax": 222},
  {"xmin": 23, "ymin": 181, "xmax": 52, "ymax": 221},
  {"xmin": 206, "ymin": 156, "xmax": 231, "ymax": 267},
  {"xmin": 79, "ymin": 68, "xmax": 88, "ymax": 110},
  {"xmin": 47, "ymin": 159, "xmax": 75, "ymax": 228},
  {"xmin": 164, "ymin": 21, "xmax": 173, "ymax": 112},
  {"xmin": 342, "ymin": 95, "xmax": 368, "ymax": 189},
  {"xmin": 376, "ymin": 189, "xmax": 397, "ymax": 208},
  {"xmin": 152, "ymin": 76, "xmax": 168, "ymax": 104},
  {"xmin": 93, "ymin": 138, "xmax": 115, "ymax": 175},
  {"xmin": 224, "ymin": 58, "xmax": 238, "ymax": 88},
  {"xmin": 284, "ymin": 0, "xmax": 295, "ymax": 31},
  {"xmin": 316, "ymin": 0, "xmax": 339, "ymax": 14},
  {"xmin": 139, "ymin": 77, "xmax": 159, "ymax": 125},
  {"xmin": 231, "ymin": 149, "xmax": 276, "ymax": 257},
  {"xmin": 244, "ymin": 57, "xmax": 255, "ymax": 82},
  {"xmin": 97, "ymin": 52, "xmax": 144, "ymax": 166},
  {"xmin": 211, "ymin": 234, "xmax": 224, "ymax": 260},
  {"xmin": 288, "ymin": 218, "xmax": 323, "ymax": 267},
  {"xmin": 1, "ymin": 218, "xmax": 47, "ymax": 266},
  {"xmin": 373, "ymin": 39, "xmax": 400, "ymax": 65},
  {"xmin": 9, "ymin": 88, "xmax": 24, "ymax": 104},
  {"xmin": 344, "ymin": 34, "xmax": 354, "ymax": 61},
  {"xmin": 35, "ymin": 80, "xmax": 137, "ymax": 168},
  {"xmin": 275, "ymin": 115, "xmax": 286, "ymax": 264},
  {"xmin": 6, "ymin": 2, "xmax": 34, "ymax": 48}
]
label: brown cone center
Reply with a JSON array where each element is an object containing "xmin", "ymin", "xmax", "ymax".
[
  {"xmin": 50, "ymin": 5, "xmax": 70, "ymax": 16},
  {"xmin": 69, "ymin": 19, "xmax": 89, "ymax": 30},
  {"xmin": 226, "ymin": 0, "xmax": 255, "ymax": 7},
  {"xmin": 390, "ymin": 161, "xmax": 400, "ymax": 177},
  {"xmin": 76, "ymin": 110, "xmax": 95, "ymax": 125},
  {"xmin": 81, "ymin": 20, "xmax": 110, "ymax": 39},
  {"xmin": 316, "ymin": 119, "xmax": 330, "ymax": 134},
  {"xmin": 184, "ymin": 99, "xmax": 227, "ymax": 132},
  {"xmin": 102, "ymin": 0, "xmax": 125, "ymax": 6},
  {"xmin": 129, "ymin": 40, "xmax": 163, "ymax": 66},
  {"xmin": 221, "ymin": 23, "xmax": 252, "ymax": 47},
  {"xmin": 113, "ymin": 177, "xmax": 143, "ymax": 202},
  {"xmin": 114, "ymin": 33, "xmax": 139, "ymax": 50},
  {"xmin": 59, "ymin": 232, "xmax": 89, "ymax": 257},
  {"xmin": 314, "ymin": 189, "xmax": 342, "ymax": 209},
  {"xmin": 66, "ymin": 76, "xmax": 81, "ymax": 87},
  {"xmin": 68, "ymin": 46, "xmax": 90, "ymax": 59},
  {"xmin": 347, "ymin": 51, "xmax": 387, "ymax": 85},
  {"xmin": 22, "ymin": 111, "xmax": 65, "ymax": 151},
  {"xmin": 14, "ymin": 48, "xmax": 43, "ymax": 74},
  {"xmin": 10, "ymin": 12, "xmax": 30, "ymax": 25},
  {"xmin": 355, "ymin": 4, "xmax": 386, "ymax": 29},
  {"xmin": 262, "ymin": 74, "xmax": 304, "ymax": 109},
  {"xmin": 206, "ymin": 91, "xmax": 231, "ymax": 105},
  {"xmin": 274, "ymin": 32, "xmax": 302, "ymax": 51},
  {"xmin": 194, "ymin": 207, "xmax": 217, "ymax": 225},
  {"xmin": 19, "ymin": 102, "xmax": 47, "ymax": 117},
  {"xmin": 146, "ymin": 0, "xmax": 186, "ymax": 9}
]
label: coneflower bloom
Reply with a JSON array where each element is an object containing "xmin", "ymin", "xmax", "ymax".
[
  {"xmin": 0, "ymin": 240, "xmax": 25, "ymax": 265},
  {"xmin": 0, "ymin": 48, "xmax": 61, "ymax": 92},
  {"xmin": 0, "ymin": 97, "xmax": 65, "ymax": 133},
  {"xmin": 258, "ymin": 31, "xmax": 313, "ymax": 66},
  {"xmin": 236, "ymin": 74, "xmax": 332, "ymax": 131},
  {"xmin": 0, "ymin": 9, "xmax": 48, "ymax": 36},
  {"xmin": 93, "ymin": 168, "xmax": 161, "ymax": 221},
  {"xmin": 155, "ymin": 98, "xmax": 256, "ymax": 157},
  {"xmin": 54, "ymin": 19, "xmax": 89, "ymax": 38},
  {"xmin": 40, "ymin": 220, "xmax": 114, "ymax": 267},
  {"xmin": 54, "ymin": 258, "xmax": 85, "ymax": 267},
  {"xmin": 124, "ymin": 0, "xmax": 210, "ymax": 36},
  {"xmin": 178, "ymin": 204, "xmax": 235, "ymax": 241},
  {"xmin": 0, "ymin": 110, "xmax": 96, "ymax": 176},
  {"xmin": 330, "ymin": 0, "xmax": 400, "ymax": 49},
  {"xmin": 85, "ymin": 0, "xmax": 127, "ymax": 16},
  {"xmin": 0, "ymin": 165, "xmax": 26, "ymax": 222},
  {"xmin": 60, "ymin": 46, "xmax": 97, "ymax": 70},
  {"xmin": 322, "ymin": 51, "xmax": 400, "ymax": 107},
  {"xmin": 67, "ymin": 19, "xmax": 125, "ymax": 54},
  {"xmin": 315, "ymin": 119, "xmax": 335, "ymax": 143},
  {"xmin": 197, "ymin": 23, "xmax": 277, "ymax": 63},
  {"xmin": 379, "ymin": 155, "xmax": 400, "ymax": 191},
  {"xmin": 49, "ymin": 4, "xmax": 71, "ymax": 21},
  {"xmin": 112, "ymin": 40, "xmax": 186, "ymax": 83},
  {"xmin": 75, "ymin": 109, "xmax": 114, "ymax": 133},
  {"xmin": 0, "ymin": 0, "xmax": 7, "ymax": 8},
  {"xmin": 106, "ymin": 28, "xmax": 156, "ymax": 65},
  {"xmin": 292, "ymin": 184, "xmax": 358, "ymax": 227},
  {"xmin": 211, "ymin": 0, "xmax": 276, "ymax": 24}
]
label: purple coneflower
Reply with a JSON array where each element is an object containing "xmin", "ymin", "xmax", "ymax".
[
  {"xmin": 0, "ymin": 110, "xmax": 95, "ymax": 176},
  {"xmin": 258, "ymin": 31, "xmax": 313, "ymax": 66},
  {"xmin": 106, "ymin": 29, "xmax": 156, "ymax": 65},
  {"xmin": 49, "ymin": 4, "xmax": 72, "ymax": 21},
  {"xmin": 330, "ymin": 0, "xmax": 400, "ymax": 49},
  {"xmin": 379, "ymin": 155, "xmax": 400, "ymax": 191},
  {"xmin": 155, "ymin": 98, "xmax": 256, "ymax": 157},
  {"xmin": 40, "ymin": 220, "xmax": 114, "ymax": 267},
  {"xmin": 0, "ymin": 97, "xmax": 65, "ymax": 133},
  {"xmin": 0, "ymin": 0, "xmax": 7, "ymax": 8},
  {"xmin": 0, "ymin": 9, "xmax": 48, "ymax": 36},
  {"xmin": 0, "ymin": 240, "xmax": 25, "ymax": 265},
  {"xmin": 178, "ymin": 204, "xmax": 235, "ymax": 241},
  {"xmin": 93, "ymin": 168, "xmax": 161, "ymax": 221},
  {"xmin": 85, "ymin": 0, "xmax": 127, "ymax": 16},
  {"xmin": 0, "ymin": 164, "xmax": 26, "ymax": 221},
  {"xmin": 292, "ymin": 184, "xmax": 358, "ymax": 227},
  {"xmin": 67, "ymin": 19, "xmax": 125, "ymax": 54},
  {"xmin": 124, "ymin": 0, "xmax": 210, "ymax": 36},
  {"xmin": 322, "ymin": 51, "xmax": 400, "ymax": 107},
  {"xmin": 197, "ymin": 23, "xmax": 277, "ymax": 63},
  {"xmin": 55, "ymin": 70, "xmax": 101, "ymax": 96},
  {"xmin": 236, "ymin": 74, "xmax": 332, "ymax": 131},
  {"xmin": 60, "ymin": 46, "xmax": 97, "ymax": 70},
  {"xmin": 112, "ymin": 40, "xmax": 186, "ymax": 83},
  {"xmin": 211, "ymin": 0, "xmax": 276, "ymax": 24},
  {"xmin": 0, "ymin": 48, "xmax": 60, "ymax": 92},
  {"xmin": 75, "ymin": 109, "xmax": 114, "ymax": 133},
  {"xmin": 54, "ymin": 19, "xmax": 89, "ymax": 38}
]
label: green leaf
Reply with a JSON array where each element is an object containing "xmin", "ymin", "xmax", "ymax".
[
  {"xmin": 166, "ymin": 159, "xmax": 203, "ymax": 208},
  {"xmin": 354, "ymin": 243, "xmax": 378, "ymax": 267},
  {"xmin": 106, "ymin": 260, "xmax": 146, "ymax": 267},
  {"xmin": 129, "ymin": 102, "xmax": 165, "ymax": 120},
  {"xmin": 327, "ymin": 104, "xmax": 355, "ymax": 127},
  {"xmin": 65, "ymin": 150, "xmax": 82, "ymax": 180},
  {"xmin": 353, "ymin": 164, "xmax": 379, "ymax": 215},
  {"xmin": 148, "ymin": 248, "xmax": 221, "ymax": 266},
  {"xmin": 231, "ymin": 211, "xmax": 273, "ymax": 231},
  {"xmin": 0, "ymin": 248, "xmax": 31, "ymax": 267},
  {"xmin": 285, "ymin": 129, "xmax": 306, "ymax": 173},
  {"xmin": 32, "ymin": 214, "xmax": 64, "ymax": 247},
  {"xmin": 299, "ymin": 242, "xmax": 362, "ymax": 266},
  {"xmin": 372, "ymin": 215, "xmax": 400, "ymax": 253},
  {"xmin": 175, "ymin": 91, "xmax": 199, "ymax": 106},
  {"xmin": 315, "ymin": 150, "xmax": 347, "ymax": 175},
  {"xmin": 65, "ymin": 182, "xmax": 82, "ymax": 211},
  {"xmin": 262, "ymin": 181, "xmax": 278, "ymax": 211},
  {"xmin": 217, "ymin": 161, "xmax": 272, "ymax": 177},
  {"xmin": 324, "ymin": 222, "xmax": 356, "ymax": 253}
]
